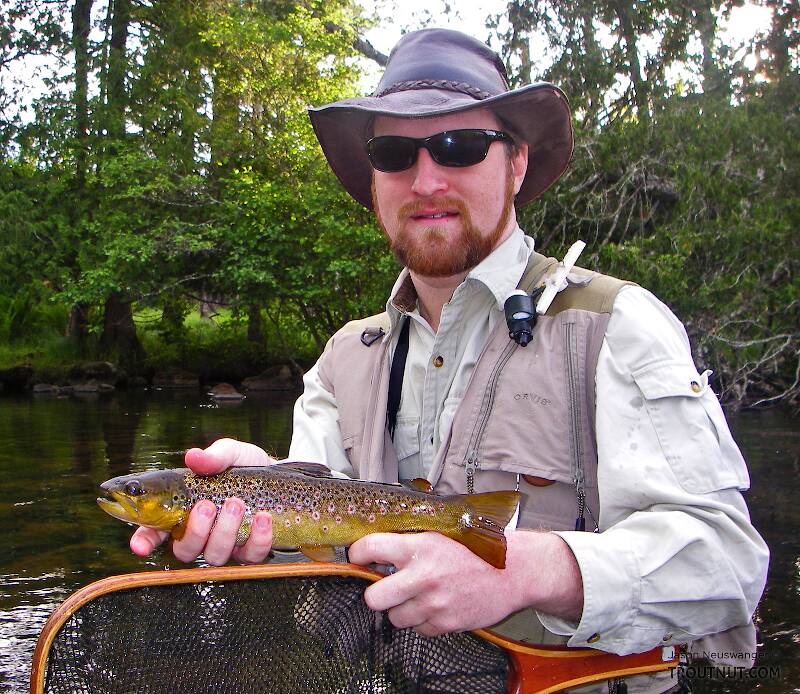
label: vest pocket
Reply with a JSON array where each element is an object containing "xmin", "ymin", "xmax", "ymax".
[
  {"xmin": 393, "ymin": 415, "xmax": 422, "ymax": 479},
  {"xmin": 632, "ymin": 360, "xmax": 749, "ymax": 494}
]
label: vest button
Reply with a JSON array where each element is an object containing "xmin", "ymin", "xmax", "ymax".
[
  {"xmin": 587, "ymin": 633, "xmax": 601, "ymax": 644},
  {"xmin": 690, "ymin": 381, "xmax": 702, "ymax": 393},
  {"xmin": 432, "ymin": 355, "xmax": 444, "ymax": 368}
]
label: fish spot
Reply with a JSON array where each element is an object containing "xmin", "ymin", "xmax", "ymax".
[
  {"xmin": 347, "ymin": 504, "xmax": 355, "ymax": 515},
  {"xmin": 328, "ymin": 503, "xmax": 336, "ymax": 514},
  {"xmin": 368, "ymin": 514, "xmax": 376, "ymax": 523},
  {"xmin": 322, "ymin": 525, "xmax": 328, "ymax": 533},
  {"xmin": 275, "ymin": 504, "xmax": 284, "ymax": 514},
  {"xmin": 335, "ymin": 515, "xmax": 342, "ymax": 524},
  {"xmin": 284, "ymin": 519, "xmax": 291, "ymax": 528},
  {"xmin": 311, "ymin": 511, "xmax": 320, "ymax": 521},
  {"xmin": 295, "ymin": 515, "xmax": 302, "ymax": 524}
]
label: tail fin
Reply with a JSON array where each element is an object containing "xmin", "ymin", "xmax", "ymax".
[{"xmin": 450, "ymin": 491, "xmax": 521, "ymax": 569}]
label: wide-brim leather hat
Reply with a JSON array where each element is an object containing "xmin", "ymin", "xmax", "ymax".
[{"xmin": 308, "ymin": 28, "xmax": 574, "ymax": 210}]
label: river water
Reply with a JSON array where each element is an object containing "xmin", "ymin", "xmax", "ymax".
[{"xmin": 0, "ymin": 392, "xmax": 797, "ymax": 692}]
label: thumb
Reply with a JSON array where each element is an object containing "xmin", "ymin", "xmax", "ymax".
[{"xmin": 185, "ymin": 438, "xmax": 272, "ymax": 475}]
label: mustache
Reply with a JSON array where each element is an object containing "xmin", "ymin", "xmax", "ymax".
[{"xmin": 396, "ymin": 197, "xmax": 468, "ymax": 222}]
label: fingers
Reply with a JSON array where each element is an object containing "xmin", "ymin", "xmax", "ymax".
[
  {"xmin": 364, "ymin": 569, "xmax": 423, "ymax": 613},
  {"xmin": 202, "ymin": 498, "xmax": 246, "ymax": 566},
  {"xmin": 185, "ymin": 438, "xmax": 273, "ymax": 476},
  {"xmin": 130, "ymin": 526, "xmax": 168, "ymax": 556},
  {"xmin": 172, "ymin": 500, "xmax": 217, "ymax": 562},
  {"xmin": 348, "ymin": 532, "xmax": 418, "ymax": 568},
  {"xmin": 232, "ymin": 512, "xmax": 273, "ymax": 564},
  {"xmin": 354, "ymin": 534, "xmax": 432, "ymax": 613}
]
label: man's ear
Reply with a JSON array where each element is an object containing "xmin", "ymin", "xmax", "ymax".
[{"xmin": 511, "ymin": 143, "xmax": 529, "ymax": 195}]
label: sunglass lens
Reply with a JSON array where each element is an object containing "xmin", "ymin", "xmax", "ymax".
[
  {"xmin": 368, "ymin": 137, "xmax": 416, "ymax": 172},
  {"xmin": 429, "ymin": 131, "xmax": 489, "ymax": 167}
]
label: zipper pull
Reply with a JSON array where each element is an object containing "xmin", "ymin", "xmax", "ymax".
[
  {"xmin": 574, "ymin": 468, "xmax": 586, "ymax": 531},
  {"xmin": 465, "ymin": 450, "xmax": 479, "ymax": 494}
]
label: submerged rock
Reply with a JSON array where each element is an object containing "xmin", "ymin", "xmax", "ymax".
[
  {"xmin": 152, "ymin": 370, "xmax": 200, "ymax": 390},
  {"xmin": 208, "ymin": 383, "xmax": 245, "ymax": 401},
  {"xmin": 242, "ymin": 365, "xmax": 300, "ymax": 392},
  {"xmin": 69, "ymin": 361, "xmax": 121, "ymax": 385}
]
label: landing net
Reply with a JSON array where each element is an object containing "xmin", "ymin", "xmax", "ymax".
[{"xmin": 41, "ymin": 572, "xmax": 508, "ymax": 693}]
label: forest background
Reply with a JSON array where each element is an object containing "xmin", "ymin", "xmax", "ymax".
[{"xmin": 0, "ymin": 0, "xmax": 797, "ymax": 408}]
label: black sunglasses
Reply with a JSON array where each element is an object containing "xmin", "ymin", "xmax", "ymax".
[{"xmin": 365, "ymin": 129, "xmax": 513, "ymax": 173}]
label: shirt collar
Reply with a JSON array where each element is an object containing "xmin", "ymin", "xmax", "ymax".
[
  {"xmin": 386, "ymin": 227, "xmax": 534, "ymax": 327},
  {"xmin": 465, "ymin": 226, "xmax": 534, "ymax": 310}
]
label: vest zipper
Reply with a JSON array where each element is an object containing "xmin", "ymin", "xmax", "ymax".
[
  {"xmin": 462, "ymin": 339, "xmax": 518, "ymax": 492},
  {"xmin": 564, "ymin": 321, "xmax": 587, "ymax": 529},
  {"xmin": 455, "ymin": 254, "xmax": 556, "ymax": 494}
]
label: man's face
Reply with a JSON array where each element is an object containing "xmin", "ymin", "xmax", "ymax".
[{"xmin": 371, "ymin": 110, "xmax": 529, "ymax": 278}]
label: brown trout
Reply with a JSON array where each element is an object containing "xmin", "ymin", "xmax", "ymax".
[{"xmin": 98, "ymin": 462, "xmax": 520, "ymax": 568}]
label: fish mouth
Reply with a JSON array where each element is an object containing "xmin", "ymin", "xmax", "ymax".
[{"xmin": 96, "ymin": 490, "xmax": 140, "ymax": 523}]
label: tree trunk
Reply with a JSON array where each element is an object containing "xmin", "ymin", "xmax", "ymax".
[
  {"xmin": 99, "ymin": 0, "xmax": 138, "ymax": 363},
  {"xmin": 614, "ymin": 2, "xmax": 649, "ymax": 122},
  {"xmin": 72, "ymin": 0, "xmax": 92, "ymax": 188},
  {"xmin": 67, "ymin": 303, "xmax": 90, "ymax": 346},
  {"xmin": 247, "ymin": 305, "xmax": 264, "ymax": 344},
  {"xmin": 696, "ymin": 1, "xmax": 728, "ymax": 97},
  {"xmin": 106, "ymin": 0, "xmax": 130, "ymax": 141},
  {"xmin": 507, "ymin": 1, "xmax": 533, "ymax": 86},
  {"xmin": 100, "ymin": 291, "xmax": 143, "ymax": 363}
]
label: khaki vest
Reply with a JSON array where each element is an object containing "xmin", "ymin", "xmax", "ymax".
[{"xmin": 316, "ymin": 252, "xmax": 631, "ymax": 643}]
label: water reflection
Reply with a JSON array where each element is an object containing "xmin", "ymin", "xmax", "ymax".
[{"xmin": 0, "ymin": 394, "xmax": 797, "ymax": 693}]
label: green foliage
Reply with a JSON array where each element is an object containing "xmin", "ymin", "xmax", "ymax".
[
  {"xmin": 0, "ymin": 0, "xmax": 797, "ymax": 405},
  {"xmin": 521, "ymin": 77, "xmax": 800, "ymax": 406}
]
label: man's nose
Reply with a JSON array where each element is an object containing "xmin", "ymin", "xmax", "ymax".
[{"xmin": 411, "ymin": 148, "xmax": 449, "ymax": 197}]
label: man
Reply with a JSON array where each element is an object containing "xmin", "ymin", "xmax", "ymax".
[{"xmin": 131, "ymin": 29, "xmax": 768, "ymax": 691}]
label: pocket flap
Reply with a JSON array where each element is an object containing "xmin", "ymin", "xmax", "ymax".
[
  {"xmin": 632, "ymin": 361, "xmax": 748, "ymax": 493},
  {"xmin": 633, "ymin": 361, "xmax": 708, "ymax": 400},
  {"xmin": 393, "ymin": 416, "xmax": 420, "ymax": 461}
]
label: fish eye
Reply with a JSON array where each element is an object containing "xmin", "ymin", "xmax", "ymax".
[{"xmin": 125, "ymin": 480, "xmax": 145, "ymax": 496}]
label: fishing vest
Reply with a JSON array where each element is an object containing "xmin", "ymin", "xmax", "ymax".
[
  {"xmin": 315, "ymin": 250, "xmax": 753, "ymax": 692},
  {"xmin": 316, "ymin": 252, "xmax": 631, "ymax": 641}
]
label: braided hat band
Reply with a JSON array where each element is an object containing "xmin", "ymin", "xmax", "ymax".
[{"xmin": 375, "ymin": 80, "xmax": 494, "ymax": 101}]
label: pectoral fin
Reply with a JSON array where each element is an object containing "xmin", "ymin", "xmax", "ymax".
[
  {"xmin": 171, "ymin": 521, "xmax": 187, "ymax": 542},
  {"xmin": 299, "ymin": 545, "xmax": 338, "ymax": 562},
  {"xmin": 402, "ymin": 478, "xmax": 434, "ymax": 493}
]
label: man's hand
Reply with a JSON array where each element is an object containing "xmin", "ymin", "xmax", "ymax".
[
  {"xmin": 129, "ymin": 438, "xmax": 275, "ymax": 565},
  {"xmin": 348, "ymin": 530, "xmax": 584, "ymax": 637}
]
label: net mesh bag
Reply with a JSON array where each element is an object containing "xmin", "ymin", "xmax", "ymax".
[{"xmin": 43, "ymin": 574, "xmax": 509, "ymax": 693}]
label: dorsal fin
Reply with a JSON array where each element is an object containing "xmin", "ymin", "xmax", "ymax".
[
  {"xmin": 402, "ymin": 478, "xmax": 434, "ymax": 493},
  {"xmin": 272, "ymin": 461, "xmax": 333, "ymax": 478}
]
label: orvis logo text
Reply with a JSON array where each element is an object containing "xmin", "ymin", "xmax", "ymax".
[{"xmin": 514, "ymin": 393, "xmax": 551, "ymax": 406}]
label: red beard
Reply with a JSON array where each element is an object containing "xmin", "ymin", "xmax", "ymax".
[{"xmin": 373, "ymin": 169, "xmax": 515, "ymax": 278}]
